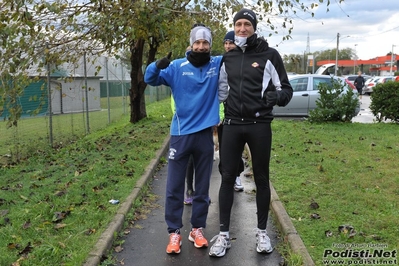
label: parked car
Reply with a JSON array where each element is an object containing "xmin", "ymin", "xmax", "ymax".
[
  {"xmin": 287, "ymin": 72, "xmax": 297, "ymax": 79},
  {"xmin": 344, "ymin": 74, "xmax": 371, "ymax": 85},
  {"xmin": 363, "ymin": 76, "xmax": 395, "ymax": 95},
  {"xmin": 363, "ymin": 76, "xmax": 381, "ymax": 95},
  {"xmin": 273, "ymin": 74, "xmax": 360, "ymax": 117},
  {"xmin": 344, "ymin": 78, "xmax": 356, "ymax": 90},
  {"xmin": 378, "ymin": 76, "xmax": 395, "ymax": 84},
  {"xmin": 344, "ymin": 75, "xmax": 357, "ymax": 85}
]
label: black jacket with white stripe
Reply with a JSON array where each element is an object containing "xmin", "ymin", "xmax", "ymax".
[{"xmin": 219, "ymin": 35, "xmax": 293, "ymax": 123}]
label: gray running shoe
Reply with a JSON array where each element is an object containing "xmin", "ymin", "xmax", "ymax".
[
  {"xmin": 255, "ymin": 229, "xmax": 273, "ymax": 253},
  {"xmin": 234, "ymin": 176, "xmax": 244, "ymax": 192},
  {"xmin": 208, "ymin": 234, "xmax": 231, "ymax": 257}
]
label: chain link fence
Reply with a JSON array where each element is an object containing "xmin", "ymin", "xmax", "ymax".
[{"xmin": 0, "ymin": 55, "xmax": 170, "ymax": 165}]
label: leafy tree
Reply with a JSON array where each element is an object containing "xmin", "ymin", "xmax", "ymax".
[
  {"xmin": 1, "ymin": 0, "xmax": 341, "ymax": 126},
  {"xmin": 283, "ymin": 54, "xmax": 303, "ymax": 73}
]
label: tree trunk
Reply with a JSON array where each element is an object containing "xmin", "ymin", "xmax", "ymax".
[
  {"xmin": 128, "ymin": 37, "xmax": 159, "ymax": 123},
  {"xmin": 129, "ymin": 38, "xmax": 146, "ymax": 123}
]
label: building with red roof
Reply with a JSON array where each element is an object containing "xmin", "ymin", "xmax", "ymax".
[{"xmin": 317, "ymin": 54, "xmax": 398, "ymax": 76}]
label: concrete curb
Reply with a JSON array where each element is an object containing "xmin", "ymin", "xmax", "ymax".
[
  {"xmin": 83, "ymin": 136, "xmax": 171, "ymax": 266},
  {"xmin": 270, "ymin": 182, "xmax": 315, "ymax": 265},
  {"xmin": 84, "ymin": 135, "xmax": 314, "ymax": 265}
]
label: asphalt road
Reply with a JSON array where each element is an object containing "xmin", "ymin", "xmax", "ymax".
[{"xmin": 113, "ymin": 157, "xmax": 284, "ymax": 266}]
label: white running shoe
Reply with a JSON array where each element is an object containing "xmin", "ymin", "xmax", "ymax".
[
  {"xmin": 234, "ymin": 176, "xmax": 244, "ymax": 192},
  {"xmin": 209, "ymin": 234, "xmax": 231, "ymax": 257},
  {"xmin": 255, "ymin": 229, "xmax": 273, "ymax": 253}
]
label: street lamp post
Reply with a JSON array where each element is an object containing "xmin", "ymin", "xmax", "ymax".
[
  {"xmin": 390, "ymin": 44, "xmax": 396, "ymax": 75},
  {"xmin": 354, "ymin": 44, "xmax": 357, "ymax": 74},
  {"xmin": 335, "ymin": 33, "xmax": 339, "ymax": 76},
  {"xmin": 335, "ymin": 33, "xmax": 350, "ymax": 76}
]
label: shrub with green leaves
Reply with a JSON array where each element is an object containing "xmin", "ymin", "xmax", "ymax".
[
  {"xmin": 370, "ymin": 81, "xmax": 399, "ymax": 123},
  {"xmin": 308, "ymin": 78, "xmax": 359, "ymax": 123}
]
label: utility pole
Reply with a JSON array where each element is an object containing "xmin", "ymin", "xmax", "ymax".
[
  {"xmin": 390, "ymin": 44, "xmax": 396, "ymax": 75},
  {"xmin": 335, "ymin": 33, "xmax": 339, "ymax": 76},
  {"xmin": 306, "ymin": 33, "xmax": 310, "ymax": 73},
  {"xmin": 354, "ymin": 44, "xmax": 357, "ymax": 74}
]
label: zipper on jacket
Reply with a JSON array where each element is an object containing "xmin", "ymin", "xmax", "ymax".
[{"xmin": 239, "ymin": 50, "xmax": 245, "ymax": 117}]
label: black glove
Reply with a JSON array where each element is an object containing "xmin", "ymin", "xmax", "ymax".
[
  {"xmin": 265, "ymin": 90, "xmax": 279, "ymax": 107},
  {"xmin": 156, "ymin": 52, "xmax": 172, "ymax": 69},
  {"xmin": 255, "ymin": 37, "xmax": 269, "ymax": 53}
]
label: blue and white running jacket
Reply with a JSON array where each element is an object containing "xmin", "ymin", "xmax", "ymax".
[{"xmin": 145, "ymin": 55, "xmax": 223, "ymax": 136}]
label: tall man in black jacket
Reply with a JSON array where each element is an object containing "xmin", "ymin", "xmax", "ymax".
[{"xmin": 209, "ymin": 8, "xmax": 293, "ymax": 258}]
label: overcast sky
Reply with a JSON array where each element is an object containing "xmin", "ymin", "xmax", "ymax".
[{"xmin": 255, "ymin": 0, "xmax": 399, "ymax": 60}]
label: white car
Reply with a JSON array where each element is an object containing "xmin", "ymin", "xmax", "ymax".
[
  {"xmin": 344, "ymin": 74, "xmax": 371, "ymax": 86},
  {"xmin": 273, "ymin": 74, "xmax": 360, "ymax": 117},
  {"xmin": 363, "ymin": 76, "xmax": 382, "ymax": 95}
]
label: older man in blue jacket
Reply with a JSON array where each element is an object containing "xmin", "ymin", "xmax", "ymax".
[{"xmin": 145, "ymin": 24, "xmax": 225, "ymax": 255}]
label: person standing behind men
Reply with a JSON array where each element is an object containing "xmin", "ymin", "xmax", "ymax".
[
  {"xmin": 145, "ymin": 24, "xmax": 224, "ymax": 254},
  {"xmin": 354, "ymin": 71, "xmax": 365, "ymax": 100},
  {"xmin": 223, "ymin": 30, "xmax": 237, "ymax": 53},
  {"xmin": 218, "ymin": 30, "xmax": 245, "ymax": 192},
  {"xmin": 209, "ymin": 8, "xmax": 293, "ymax": 257}
]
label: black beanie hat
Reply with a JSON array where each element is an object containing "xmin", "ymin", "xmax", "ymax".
[
  {"xmin": 223, "ymin": 31, "xmax": 235, "ymax": 42},
  {"xmin": 233, "ymin": 8, "xmax": 257, "ymax": 31}
]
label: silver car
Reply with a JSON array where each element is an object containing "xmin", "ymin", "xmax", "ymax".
[
  {"xmin": 363, "ymin": 77, "xmax": 381, "ymax": 95},
  {"xmin": 273, "ymin": 74, "xmax": 360, "ymax": 116}
]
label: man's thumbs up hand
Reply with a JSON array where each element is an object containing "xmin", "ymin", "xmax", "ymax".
[{"xmin": 156, "ymin": 52, "xmax": 172, "ymax": 69}]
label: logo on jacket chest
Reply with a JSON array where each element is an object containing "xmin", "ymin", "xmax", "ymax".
[
  {"xmin": 252, "ymin": 62, "xmax": 260, "ymax": 68},
  {"xmin": 206, "ymin": 67, "xmax": 218, "ymax": 78},
  {"xmin": 181, "ymin": 67, "xmax": 217, "ymax": 78}
]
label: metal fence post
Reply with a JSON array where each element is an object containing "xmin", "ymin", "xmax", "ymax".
[
  {"xmin": 46, "ymin": 42, "xmax": 53, "ymax": 147},
  {"xmin": 83, "ymin": 51, "xmax": 90, "ymax": 134}
]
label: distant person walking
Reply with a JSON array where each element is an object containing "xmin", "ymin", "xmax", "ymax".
[
  {"xmin": 354, "ymin": 71, "xmax": 365, "ymax": 100},
  {"xmin": 145, "ymin": 24, "xmax": 223, "ymax": 254}
]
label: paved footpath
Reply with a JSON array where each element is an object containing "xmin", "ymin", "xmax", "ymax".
[
  {"xmin": 352, "ymin": 95, "xmax": 377, "ymax": 123},
  {"xmin": 113, "ymin": 157, "xmax": 284, "ymax": 266}
]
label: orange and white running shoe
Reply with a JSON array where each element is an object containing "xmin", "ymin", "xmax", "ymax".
[
  {"xmin": 166, "ymin": 232, "xmax": 182, "ymax": 254},
  {"xmin": 188, "ymin": 227, "xmax": 208, "ymax": 248}
]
